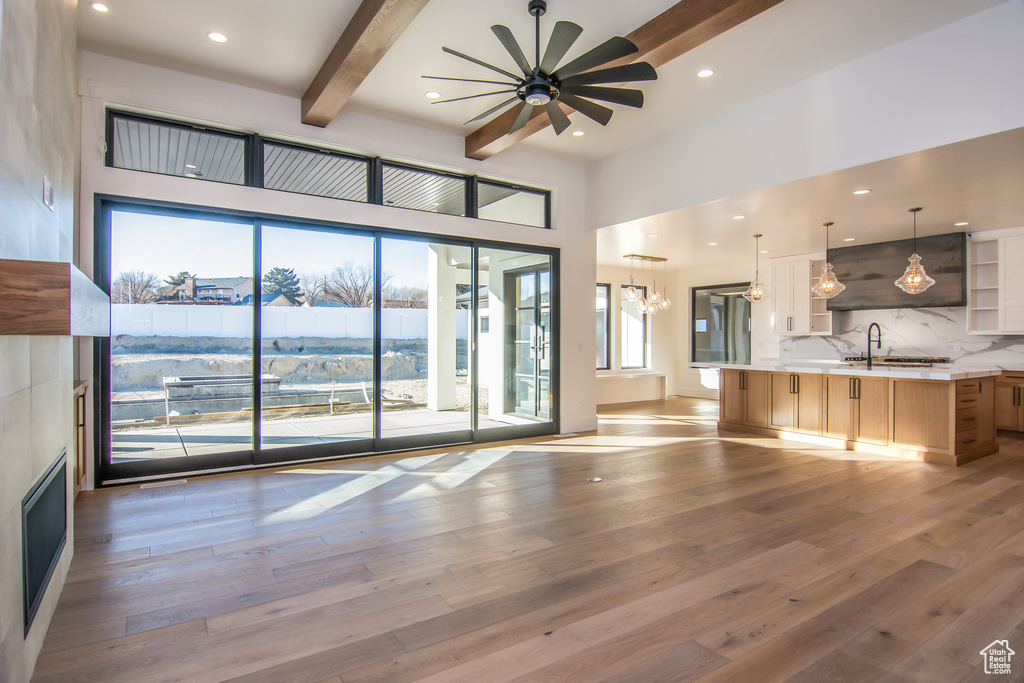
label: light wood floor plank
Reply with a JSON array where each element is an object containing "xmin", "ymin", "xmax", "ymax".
[{"xmin": 32, "ymin": 398, "xmax": 1024, "ymax": 682}]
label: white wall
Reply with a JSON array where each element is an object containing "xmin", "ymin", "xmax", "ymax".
[
  {"xmin": 587, "ymin": 1, "xmax": 1024, "ymax": 231},
  {"xmin": 594, "ymin": 264, "xmax": 676, "ymax": 403},
  {"xmin": 0, "ymin": 0, "xmax": 77, "ymax": 680},
  {"xmin": 77, "ymin": 52, "xmax": 597, "ymax": 435}
]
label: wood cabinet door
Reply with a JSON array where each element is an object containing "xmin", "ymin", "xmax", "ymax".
[
  {"xmin": 824, "ymin": 375, "xmax": 853, "ymax": 440},
  {"xmin": 891, "ymin": 380, "xmax": 950, "ymax": 450},
  {"xmin": 855, "ymin": 377, "xmax": 890, "ymax": 445},
  {"xmin": 769, "ymin": 372, "xmax": 796, "ymax": 430},
  {"xmin": 976, "ymin": 377, "xmax": 997, "ymax": 441},
  {"xmin": 994, "ymin": 382, "xmax": 1019, "ymax": 431},
  {"xmin": 720, "ymin": 369, "xmax": 746, "ymax": 425},
  {"xmin": 744, "ymin": 371, "xmax": 769, "ymax": 428},
  {"xmin": 795, "ymin": 373, "xmax": 822, "ymax": 434}
]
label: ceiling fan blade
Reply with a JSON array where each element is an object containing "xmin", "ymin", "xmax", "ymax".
[
  {"xmin": 551, "ymin": 36, "xmax": 639, "ymax": 81},
  {"xmin": 560, "ymin": 62, "xmax": 657, "ymax": 86},
  {"xmin": 466, "ymin": 96, "xmax": 520, "ymax": 124},
  {"xmin": 540, "ymin": 21, "xmax": 583, "ymax": 75},
  {"xmin": 423, "ymin": 75, "xmax": 519, "ymax": 86},
  {"xmin": 442, "ymin": 46, "xmax": 522, "ymax": 81},
  {"xmin": 544, "ymin": 101, "xmax": 572, "ymax": 135},
  {"xmin": 559, "ymin": 85, "xmax": 644, "ymax": 108},
  {"xmin": 491, "ymin": 25, "xmax": 533, "ymax": 76},
  {"xmin": 558, "ymin": 92, "xmax": 613, "ymax": 126},
  {"xmin": 509, "ymin": 102, "xmax": 533, "ymax": 135},
  {"xmin": 431, "ymin": 89, "xmax": 517, "ymax": 104}
]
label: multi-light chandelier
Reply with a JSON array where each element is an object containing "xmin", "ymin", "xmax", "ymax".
[{"xmin": 624, "ymin": 254, "xmax": 671, "ymax": 315}]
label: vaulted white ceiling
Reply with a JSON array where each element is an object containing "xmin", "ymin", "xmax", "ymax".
[
  {"xmin": 76, "ymin": 0, "xmax": 1004, "ymax": 163},
  {"xmin": 78, "ymin": 0, "xmax": 1022, "ymax": 271}
]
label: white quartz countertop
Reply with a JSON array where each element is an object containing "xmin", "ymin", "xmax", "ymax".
[{"xmin": 690, "ymin": 360, "xmax": 1004, "ymax": 381}]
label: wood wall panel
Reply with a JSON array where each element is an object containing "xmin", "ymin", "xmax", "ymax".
[{"xmin": 0, "ymin": 259, "xmax": 109, "ymax": 336}]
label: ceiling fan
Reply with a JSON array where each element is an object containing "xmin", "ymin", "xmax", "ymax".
[{"xmin": 423, "ymin": 0, "xmax": 657, "ymax": 136}]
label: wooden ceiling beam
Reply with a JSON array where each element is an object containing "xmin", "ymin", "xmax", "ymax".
[
  {"xmin": 302, "ymin": 0, "xmax": 431, "ymax": 128},
  {"xmin": 465, "ymin": 0, "xmax": 786, "ymax": 161}
]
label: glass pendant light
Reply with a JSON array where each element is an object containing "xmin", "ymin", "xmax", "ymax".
[
  {"xmin": 648, "ymin": 261, "xmax": 663, "ymax": 304},
  {"xmin": 811, "ymin": 221, "xmax": 846, "ymax": 299},
  {"xmin": 624, "ymin": 256, "xmax": 640, "ymax": 301},
  {"xmin": 743, "ymin": 233, "xmax": 769, "ymax": 303},
  {"xmin": 658, "ymin": 261, "xmax": 672, "ymax": 309},
  {"xmin": 894, "ymin": 207, "xmax": 935, "ymax": 295}
]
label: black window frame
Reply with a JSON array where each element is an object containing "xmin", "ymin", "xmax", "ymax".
[
  {"xmin": 260, "ymin": 137, "xmax": 371, "ymax": 203},
  {"xmin": 596, "ymin": 283, "xmax": 611, "ymax": 370},
  {"xmin": 104, "ymin": 109, "xmax": 553, "ymax": 228},
  {"xmin": 106, "ymin": 109, "xmax": 255, "ymax": 187},
  {"xmin": 380, "ymin": 160, "xmax": 471, "ymax": 218},
  {"xmin": 620, "ymin": 284, "xmax": 648, "ymax": 370},
  {"xmin": 476, "ymin": 179, "xmax": 552, "ymax": 229},
  {"xmin": 93, "ymin": 194, "xmax": 560, "ymax": 486}
]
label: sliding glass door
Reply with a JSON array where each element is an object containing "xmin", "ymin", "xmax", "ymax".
[
  {"xmin": 104, "ymin": 210, "xmax": 256, "ymax": 478},
  {"xmin": 477, "ymin": 246, "xmax": 556, "ymax": 437},
  {"xmin": 257, "ymin": 225, "xmax": 376, "ymax": 462},
  {"xmin": 97, "ymin": 201, "xmax": 558, "ymax": 483}
]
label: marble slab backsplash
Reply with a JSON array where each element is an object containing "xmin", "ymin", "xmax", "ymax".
[{"xmin": 779, "ymin": 307, "xmax": 1024, "ymax": 366}]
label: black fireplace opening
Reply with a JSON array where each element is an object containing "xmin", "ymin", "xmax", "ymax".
[{"xmin": 22, "ymin": 452, "xmax": 67, "ymax": 634}]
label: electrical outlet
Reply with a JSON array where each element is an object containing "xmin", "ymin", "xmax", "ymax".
[{"xmin": 952, "ymin": 341, "xmax": 962, "ymax": 352}]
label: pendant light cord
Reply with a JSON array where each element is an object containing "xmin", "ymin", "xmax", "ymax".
[{"xmin": 909, "ymin": 207, "xmax": 922, "ymax": 254}]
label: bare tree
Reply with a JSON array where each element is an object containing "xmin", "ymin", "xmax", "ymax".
[
  {"xmin": 111, "ymin": 270, "xmax": 160, "ymax": 304},
  {"xmin": 383, "ymin": 285, "xmax": 428, "ymax": 309},
  {"xmin": 299, "ymin": 272, "xmax": 328, "ymax": 307},
  {"xmin": 325, "ymin": 262, "xmax": 392, "ymax": 308}
]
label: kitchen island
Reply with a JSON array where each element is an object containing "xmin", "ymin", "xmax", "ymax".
[{"xmin": 697, "ymin": 361, "xmax": 1002, "ymax": 465}]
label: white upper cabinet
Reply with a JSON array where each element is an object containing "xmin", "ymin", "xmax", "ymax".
[
  {"xmin": 968, "ymin": 230, "xmax": 1024, "ymax": 334},
  {"xmin": 999, "ymin": 234, "xmax": 1024, "ymax": 332},
  {"xmin": 772, "ymin": 256, "xmax": 831, "ymax": 336}
]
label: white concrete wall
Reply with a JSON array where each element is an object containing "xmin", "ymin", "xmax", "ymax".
[
  {"xmin": 110, "ymin": 304, "xmax": 469, "ymax": 340},
  {"xmin": 77, "ymin": 52, "xmax": 597, "ymax": 434},
  {"xmin": 0, "ymin": 0, "xmax": 77, "ymax": 680}
]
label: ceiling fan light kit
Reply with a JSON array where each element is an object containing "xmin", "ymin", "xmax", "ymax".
[{"xmin": 426, "ymin": 0, "xmax": 657, "ymax": 137}]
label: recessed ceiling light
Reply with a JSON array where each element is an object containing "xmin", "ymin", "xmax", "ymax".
[
  {"xmin": 708, "ymin": 242, "xmax": 718, "ymax": 246},
  {"xmin": 697, "ymin": 69, "xmax": 714, "ymax": 78},
  {"xmin": 955, "ymin": 222, "xmax": 969, "ymax": 226},
  {"xmin": 647, "ymin": 233, "xmax": 658, "ymax": 237},
  {"xmin": 91, "ymin": 2, "xmax": 109, "ymax": 12},
  {"xmin": 760, "ymin": 250, "xmax": 769, "ymax": 253},
  {"xmin": 572, "ymin": 130, "xmax": 585, "ymax": 137},
  {"xmin": 853, "ymin": 189, "xmax": 871, "ymax": 195},
  {"xmin": 425, "ymin": 91, "xmax": 441, "ymax": 99},
  {"xmin": 208, "ymin": 32, "xmax": 228, "ymax": 43},
  {"xmin": 733, "ymin": 215, "xmax": 745, "ymax": 220},
  {"xmin": 185, "ymin": 164, "xmax": 197, "ymax": 169},
  {"xmin": 844, "ymin": 237, "xmax": 856, "ymax": 242}
]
